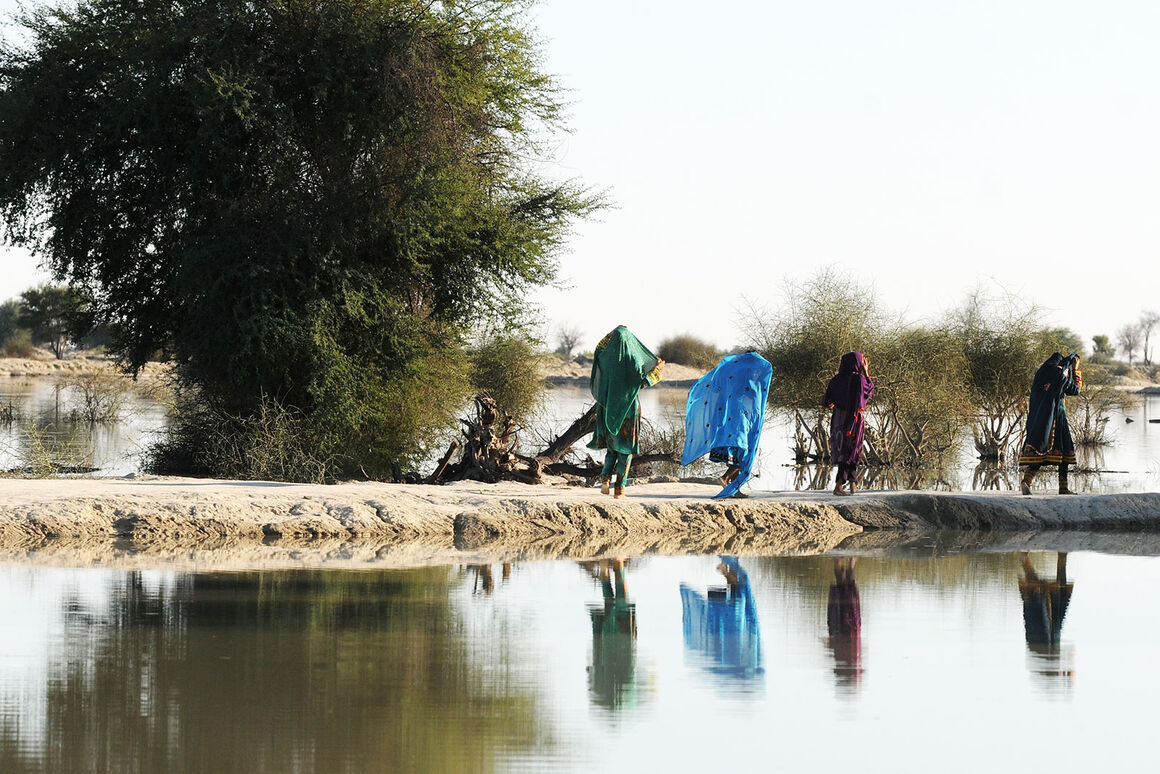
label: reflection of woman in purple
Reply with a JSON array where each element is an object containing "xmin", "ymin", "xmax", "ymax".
[
  {"xmin": 826, "ymin": 557, "xmax": 862, "ymax": 690},
  {"xmin": 822, "ymin": 352, "xmax": 875, "ymax": 496}
]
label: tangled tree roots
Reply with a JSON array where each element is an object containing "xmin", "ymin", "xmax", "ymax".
[{"xmin": 430, "ymin": 395, "xmax": 677, "ymax": 485}]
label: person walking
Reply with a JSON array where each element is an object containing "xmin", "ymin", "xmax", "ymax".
[
  {"xmin": 1019, "ymin": 352, "xmax": 1082, "ymax": 495},
  {"xmin": 822, "ymin": 352, "xmax": 875, "ymax": 496},
  {"xmin": 588, "ymin": 326, "xmax": 665, "ymax": 498},
  {"xmin": 681, "ymin": 351, "xmax": 773, "ymax": 499}
]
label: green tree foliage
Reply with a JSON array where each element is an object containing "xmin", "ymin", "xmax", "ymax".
[
  {"xmin": 1037, "ymin": 327, "xmax": 1085, "ymax": 359},
  {"xmin": 0, "ymin": 298, "xmax": 23, "ymax": 345},
  {"xmin": 17, "ymin": 284, "xmax": 91, "ymax": 358},
  {"xmin": 470, "ymin": 335, "xmax": 543, "ymax": 421},
  {"xmin": 0, "ymin": 0, "xmax": 599, "ymax": 476},
  {"xmin": 1091, "ymin": 334, "xmax": 1115, "ymax": 359},
  {"xmin": 656, "ymin": 334, "xmax": 720, "ymax": 370}
]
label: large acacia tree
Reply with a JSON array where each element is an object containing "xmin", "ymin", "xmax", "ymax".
[{"xmin": 0, "ymin": 0, "xmax": 597, "ymax": 475}]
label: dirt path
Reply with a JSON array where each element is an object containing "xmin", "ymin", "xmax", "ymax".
[{"xmin": 3, "ymin": 477, "xmax": 1160, "ymax": 569}]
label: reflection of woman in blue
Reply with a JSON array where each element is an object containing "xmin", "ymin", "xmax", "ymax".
[
  {"xmin": 582, "ymin": 559, "xmax": 639, "ymax": 710},
  {"xmin": 679, "ymin": 556, "xmax": 763, "ymax": 682}
]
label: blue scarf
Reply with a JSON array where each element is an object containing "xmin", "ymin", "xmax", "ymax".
[{"xmin": 681, "ymin": 352, "xmax": 772, "ymax": 499}]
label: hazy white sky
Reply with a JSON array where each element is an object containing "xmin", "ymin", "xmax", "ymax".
[{"xmin": 3, "ymin": 0, "xmax": 1158, "ymax": 352}]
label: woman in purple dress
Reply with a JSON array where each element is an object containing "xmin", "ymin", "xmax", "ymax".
[{"xmin": 822, "ymin": 352, "xmax": 875, "ymax": 496}]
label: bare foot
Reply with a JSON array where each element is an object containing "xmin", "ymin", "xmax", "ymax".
[
  {"xmin": 601, "ymin": 480, "xmax": 610, "ymax": 496},
  {"xmin": 833, "ymin": 485, "xmax": 849, "ymax": 497},
  {"xmin": 1020, "ymin": 481, "xmax": 1032, "ymax": 496},
  {"xmin": 614, "ymin": 487, "xmax": 625, "ymax": 499},
  {"xmin": 1059, "ymin": 488, "xmax": 1078, "ymax": 495}
]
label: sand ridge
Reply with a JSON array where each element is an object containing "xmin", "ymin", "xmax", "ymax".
[{"xmin": 3, "ymin": 477, "xmax": 1160, "ymax": 569}]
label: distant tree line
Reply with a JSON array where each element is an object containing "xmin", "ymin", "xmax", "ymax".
[
  {"xmin": 1112, "ymin": 311, "xmax": 1160, "ymax": 366},
  {"xmin": 0, "ymin": 284, "xmax": 104, "ymax": 358}
]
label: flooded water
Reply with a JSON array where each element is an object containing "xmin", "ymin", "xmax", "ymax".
[
  {"xmin": 0, "ymin": 550, "xmax": 1156, "ymax": 772},
  {"xmin": 2, "ymin": 373, "xmax": 1158, "ymax": 492},
  {"xmin": 0, "ymin": 378, "xmax": 167, "ymax": 476}
]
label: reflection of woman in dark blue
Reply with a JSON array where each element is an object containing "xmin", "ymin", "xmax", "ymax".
[
  {"xmin": 1019, "ymin": 552, "xmax": 1073, "ymax": 664},
  {"xmin": 582, "ymin": 559, "xmax": 638, "ymax": 710},
  {"xmin": 679, "ymin": 556, "xmax": 763, "ymax": 682},
  {"xmin": 826, "ymin": 557, "xmax": 862, "ymax": 690}
]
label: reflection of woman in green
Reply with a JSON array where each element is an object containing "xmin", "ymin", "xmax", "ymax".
[
  {"xmin": 588, "ymin": 326, "xmax": 665, "ymax": 498},
  {"xmin": 1019, "ymin": 552, "xmax": 1074, "ymax": 684},
  {"xmin": 581, "ymin": 559, "xmax": 638, "ymax": 710}
]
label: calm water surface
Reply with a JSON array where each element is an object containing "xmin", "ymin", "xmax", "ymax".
[
  {"xmin": 0, "ymin": 551, "xmax": 1157, "ymax": 772},
  {"xmin": 0, "ymin": 378, "xmax": 166, "ymax": 476}
]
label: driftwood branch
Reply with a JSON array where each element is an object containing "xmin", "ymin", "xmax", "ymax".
[{"xmin": 430, "ymin": 399, "xmax": 607, "ymax": 485}]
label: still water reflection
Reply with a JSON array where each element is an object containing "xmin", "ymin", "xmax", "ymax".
[{"xmin": 1, "ymin": 551, "xmax": 1157, "ymax": 772}]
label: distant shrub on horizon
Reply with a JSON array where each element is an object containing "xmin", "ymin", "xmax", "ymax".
[
  {"xmin": 657, "ymin": 335, "xmax": 720, "ymax": 370},
  {"xmin": 1, "ymin": 329, "xmax": 35, "ymax": 358}
]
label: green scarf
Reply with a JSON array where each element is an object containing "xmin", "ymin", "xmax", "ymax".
[{"xmin": 589, "ymin": 326, "xmax": 662, "ymax": 441}]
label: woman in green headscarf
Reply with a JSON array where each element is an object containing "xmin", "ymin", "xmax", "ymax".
[{"xmin": 587, "ymin": 326, "xmax": 665, "ymax": 498}]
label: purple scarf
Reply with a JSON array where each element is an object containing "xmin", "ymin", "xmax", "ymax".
[{"xmin": 823, "ymin": 352, "xmax": 875, "ymax": 435}]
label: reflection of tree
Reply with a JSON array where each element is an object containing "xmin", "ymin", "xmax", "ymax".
[
  {"xmin": 466, "ymin": 563, "xmax": 512, "ymax": 595},
  {"xmin": 1019, "ymin": 553, "xmax": 1075, "ymax": 685},
  {"xmin": 792, "ymin": 463, "xmax": 833, "ymax": 491},
  {"xmin": 679, "ymin": 556, "xmax": 763, "ymax": 685},
  {"xmin": 792, "ymin": 463, "xmax": 959, "ymax": 492},
  {"xmin": 972, "ymin": 463, "xmax": 1012, "ymax": 491},
  {"xmin": 581, "ymin": 559, "xmax": 639, "ymax": 711},
  {"xmin": 825, "ymin": 558, "xmax": 862, "ymax": 692},
  {"xmin": 22, "ymin": 569, "xmax": 550, "ymax": 773}
]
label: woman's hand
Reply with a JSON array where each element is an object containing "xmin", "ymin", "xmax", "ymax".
[{"xmin": 861, "ymin": 355, "xmax": 871, "ymax": 378}]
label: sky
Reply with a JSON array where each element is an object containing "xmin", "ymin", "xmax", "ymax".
[{"xmin": 2, "ymin": 0, "xmax": 1158, "ymax": 352}]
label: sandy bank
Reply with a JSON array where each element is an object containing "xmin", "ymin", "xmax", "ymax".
[
  {"xmin": 3, "ymin": 478, "xmax": 1160, "ymax": 569},
  {"xmin": 541, "ymin": 357, "xmax": 705, "ymax": 387},
  {"xmin": 0, "ymin": 356, "xmax": 167, "ymax": 380}
]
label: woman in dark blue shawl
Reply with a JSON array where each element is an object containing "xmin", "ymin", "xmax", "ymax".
[
  {"xmin": 1019, "ymin": 352, "xmax": 1082, "ymax": 495},
  {"xmin": 822, "ymin": 352, "xmax": 875, "ymax": 496}
]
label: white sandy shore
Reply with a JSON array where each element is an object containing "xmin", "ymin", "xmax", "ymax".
[{"xmin": 3, "ymin": 477, "xmax": 1160, "ymax": 570}]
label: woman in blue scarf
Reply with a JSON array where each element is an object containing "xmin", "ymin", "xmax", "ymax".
[
  {"xmin": 681, "ymin": 352, "xmax": 773, "ymax": 499},
  {"xmin": 1019, "ymin": 353, "xmax": 1082, "ymax": 495}
]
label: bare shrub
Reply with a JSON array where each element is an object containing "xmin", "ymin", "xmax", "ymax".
[
  {"xmin": 62, "ymin": 371, "xmax": 130, "ymax": 423},
  {"xmin": 147, "ymin": 396, "xmax": 335, "ymax": 483},
  {"xmin": 864, "ymin": 326, "xmax": 971, "ymax": 466},
  {"xmin": 1068, "ymin": 365, "xmax": 1139, "ymax": 445},
  {"xmin": 947, "ymin": 291, "xmax": 1047, "ymax": 462},
  {"xmin": 741, "ymin": 269, "xmax": 890, "ymax": 463},
  {"xmin": 554, "ymin": 324, "xmax": 583, "ymax": 359}
]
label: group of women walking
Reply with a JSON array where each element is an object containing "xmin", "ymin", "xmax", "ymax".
[{"xmin": 588, "ymin": 325, "xmax": 1083, "ymax": 499}]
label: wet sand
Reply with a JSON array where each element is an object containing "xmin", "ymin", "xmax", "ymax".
[{"xmin": 3, "ymin": 477, "xmax": 1160, "ymax": 569}]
